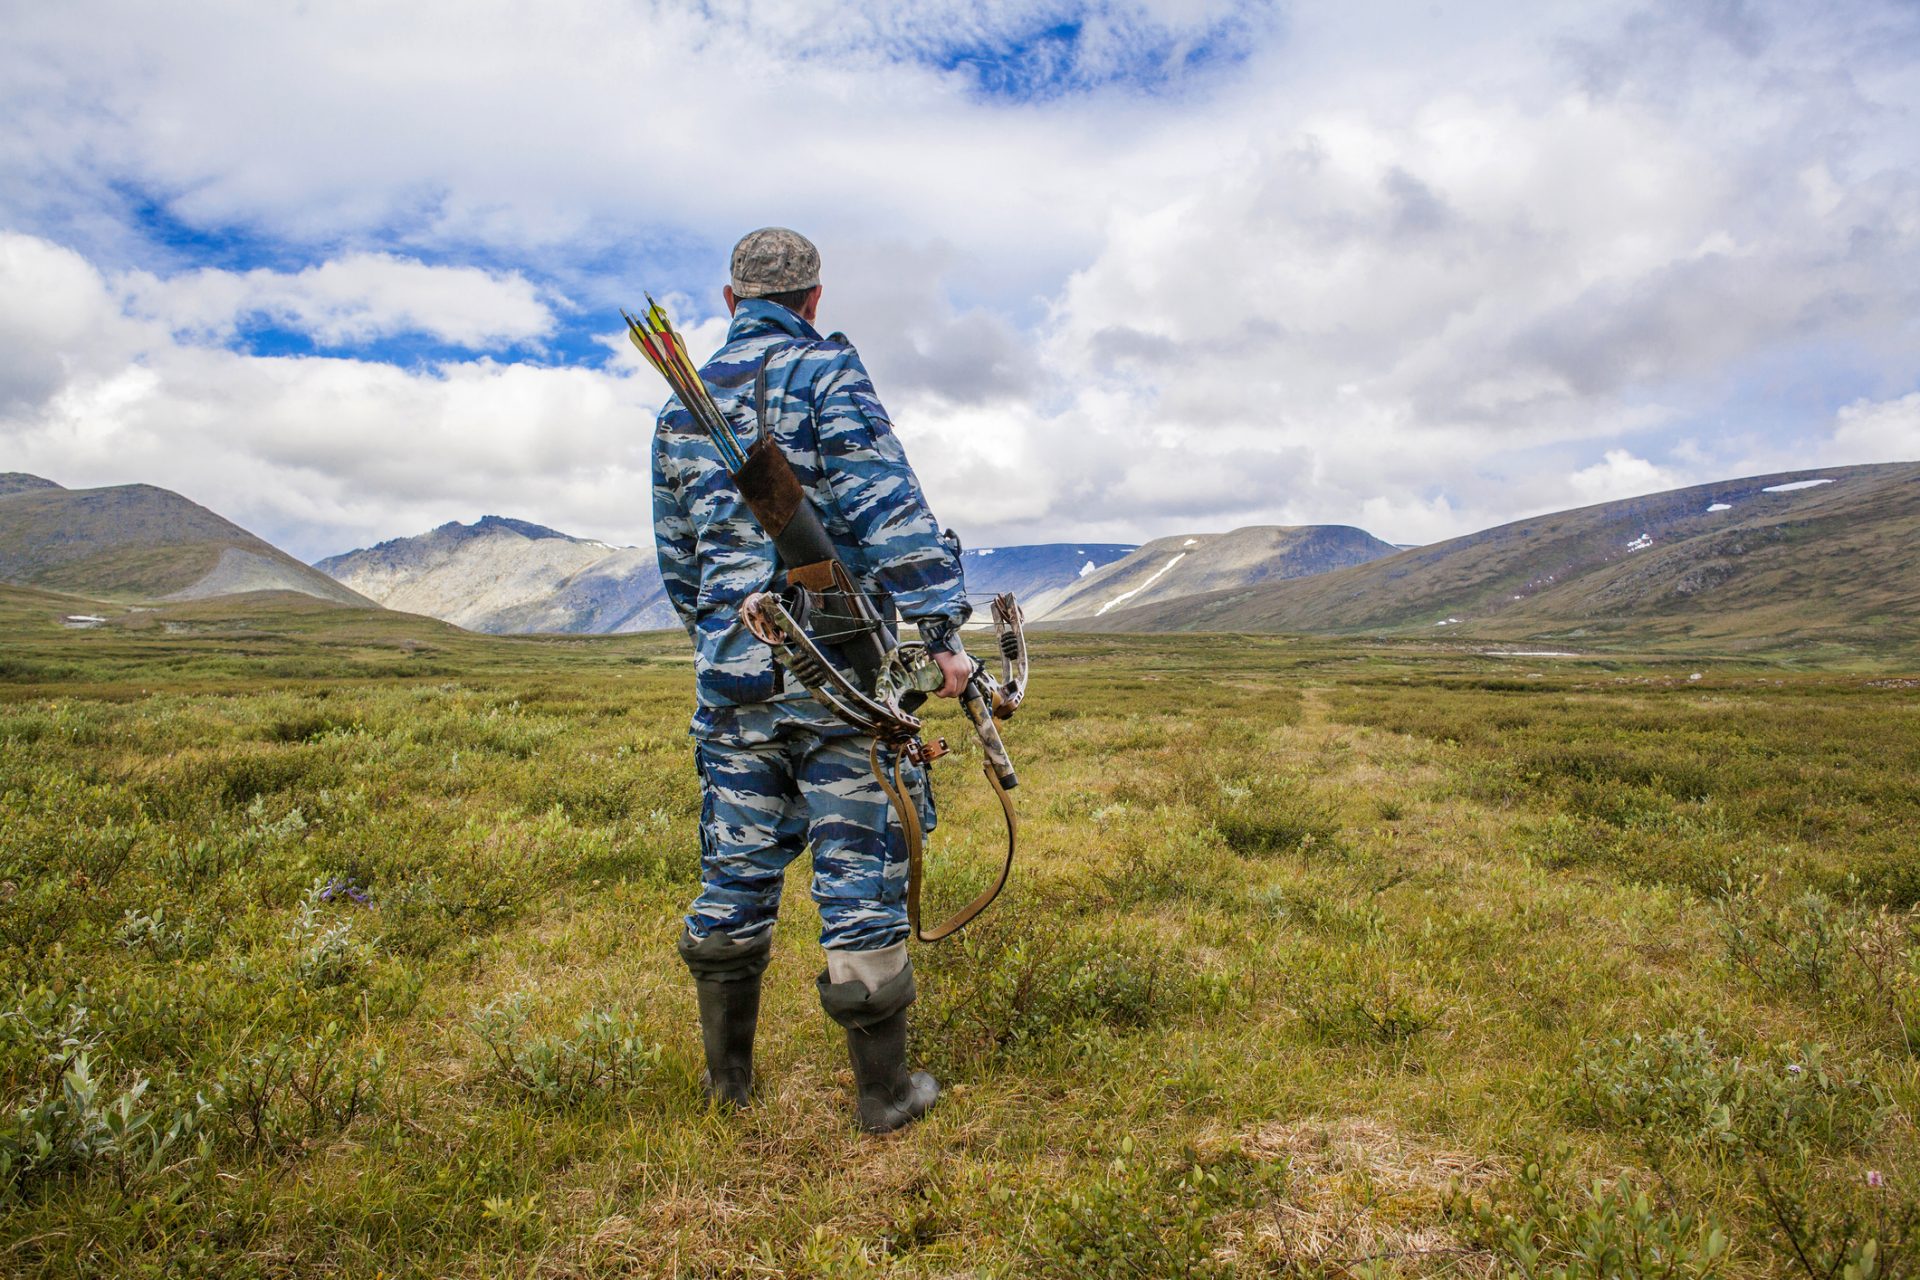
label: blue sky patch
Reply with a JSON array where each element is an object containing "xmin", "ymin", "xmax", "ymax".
[{"xmin": 922, "ymin": 4, "xmax": 1262, "ymax": 101}]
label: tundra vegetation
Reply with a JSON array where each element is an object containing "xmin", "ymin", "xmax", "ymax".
[{"xmin": 0, "ymin": 589, "xmax": 1915, "ymax": 1277}]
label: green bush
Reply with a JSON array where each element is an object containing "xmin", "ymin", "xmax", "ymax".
[
  {"xmin": 209, "ymin": 1021, "xmax": 384, "ymax": 1155},
  {"xmin": 1450, "ymin": 1157, "xmax": 1733, "ymax": 1279},
  {"xmin": 287, "ymin": 876, "xmax": 372, "ymax": 988},
  {"xmin": 1569, "ymin": 1030, "xmax": 1886, "ymax": 1157},
  {"xmin": 1020, "ymin": 1139, "xmax": 1280, "ymax": 1278},
  {"xmin": 115, "ymin": 907, "xmax": 211, "ymax": 961},
  {"xmin": 916, "ymin": 914, "xmax": 1187, "ymax": 1070},
  {"xmin": 1714, "ymin": 882, "xmax": 1920, "ymax": 1051},
  {"xmin": 1211, "ymin": 776, "xmax": 1340, "ymax": 856},
  {"xmin": 0, "ymin": 1053, "xmax": 207, "ymax": 1194},
  {"xmin": 469, "ymin": 996, "xmax": 663, "ymax": 1107}
]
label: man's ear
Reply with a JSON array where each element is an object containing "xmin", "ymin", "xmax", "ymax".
[
  {"xmin": 723, "ymin": 285, "xmax": 739, "ymax": 313},
  {"xmin": 799, "ymin": 285, "xmax": 822, "ymax": 323}
]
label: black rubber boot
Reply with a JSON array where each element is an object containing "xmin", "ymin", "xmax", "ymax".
[
  {"xmin": 818, "ymin": 961, "xmax": 939, "ymax": 1134},
  {"xmin": 693, "ymin": 977, "xmax": 759, "ymax": 1106},
  {"xmin": 678, "ymin": 927, "xmax": 773, "ymax": 1108},
  {"xmin": 845, "ymin": 1009, "xmax": 939, "ymax": 1133}
]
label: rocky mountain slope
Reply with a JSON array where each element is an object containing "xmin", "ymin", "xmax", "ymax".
[
  {"xmin": 1038, "ymin": 525, "xmax": 1399, "ymax": 622},
  {"xmin": 0, "ymin": 475, "xmax": 371, "ymax": 605},
  {"xmin": 1074, "ymin": 462, "xmax": 1920, "ymax": 654},
  {"xmin": 316, "ymin": 516, "xmax": 675, "ymax": 634}
]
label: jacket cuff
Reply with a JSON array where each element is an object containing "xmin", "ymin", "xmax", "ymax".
[{"xmin": 915, "ymin": 616, "xmax": 965, "ymax": 655}]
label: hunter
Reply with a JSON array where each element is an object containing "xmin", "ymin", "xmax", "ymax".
[{"xmin": 650, "ymin": 227, "xmax": 972, "ymax": 1133}]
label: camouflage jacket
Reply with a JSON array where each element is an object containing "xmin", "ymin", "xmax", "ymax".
[{"xmin": 651, "ymin": 298, "xmax": 970, "ymax": 727}]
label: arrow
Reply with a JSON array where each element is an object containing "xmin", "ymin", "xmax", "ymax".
[{"xmin": 624, "ymin": 295, "xmax": 747, "ymax": 472}]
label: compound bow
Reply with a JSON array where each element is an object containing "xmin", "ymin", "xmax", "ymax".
[{"xmin": 742, "ymin": 590, "xmax": 1029, "ymax": 942}]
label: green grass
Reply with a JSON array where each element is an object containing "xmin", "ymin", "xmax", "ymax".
[{"xmin": 1, "ymin": 592, "xmax": 1916, "ymax": 1276}]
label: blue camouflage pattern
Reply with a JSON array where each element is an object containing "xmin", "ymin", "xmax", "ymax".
[
  {"xmin": 687, "ymin": 712, "xmax": 934, "ymax": 951},
  {"xmin": 651, "ymin": 298, "xmax": 969, "ymax": 716},
  {"xmin": 651, "ymin": 297, "xmax": 963, "ymax": 951}
]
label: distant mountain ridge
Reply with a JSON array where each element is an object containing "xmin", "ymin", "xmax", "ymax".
[
  {"xmin": 1074, "ymin": 462, "xmax": 1920, "ymax": 654},
  {"xmin": 316, "ymin": 517, "xmax": 674, "ymax": 634},
  {"xmin": 1039, "ymin": 525, "xmax": 1399, "ymax": 621},
  {"xmin": 0, "ymin": 475, "xmax": 369, "ymax": 606},
  {"xmin": 18, "ymin": 460, "xmax": 1912, "ymax": 655},
  {"xmin": 316, "ymin": 524, "xmax": 1141, "ymax": 635}
]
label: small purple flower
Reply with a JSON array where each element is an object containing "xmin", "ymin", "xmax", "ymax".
[
  {"xmin": 1785, "ymin": 1063, "xmax": 1803, "ymax": 1075},
  {"xmin": 319, "ymin": 876, "xmax": 371, "ymax": 906},
  {"xmin": 1867, "ymin": 1170, "xmax": 1885, "ymax": 1189}
]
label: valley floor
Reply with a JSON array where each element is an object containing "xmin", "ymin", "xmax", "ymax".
[{"xmin": 1, "ymin": 603, "xmax": 1916, "ymax": 1276}]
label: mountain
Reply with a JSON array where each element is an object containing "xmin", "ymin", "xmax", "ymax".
[
  {"xmin": 0, "ymin": 473, "xmax": 63, "ymax": 498},
  {"xmin": 0, "ymin": 475, "xmax": 371, "ymax": 606},
  {"xmin": 1072, "ymin": 462, "xmax": 1920, "ymax": 653},
  {"xmin": 961, "ymin": 543, "xmax": 1135, "ymax": 617},
  {"xmin": 316, "ymin": 516, "xmax": 675, "ymax": 634},
  {"xmin": 1038, "ymin": 525, "xmax": 1399, "ymax": 622}
]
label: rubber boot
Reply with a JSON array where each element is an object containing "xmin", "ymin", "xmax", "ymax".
[
  {"xmin": 678, "ymin": 927, "xmax": 773, "ymax": 1108},
  {"xmin": 693, "ymin": 976, "xmax": 760, "ymax": 1106},
  {"xmin": 844, "ymin": 1009, "xmax": 939, "ymax": 1134},
  {"xmin": 818, "ymin": 956, "xmax": 939, "ymax": 1134}
]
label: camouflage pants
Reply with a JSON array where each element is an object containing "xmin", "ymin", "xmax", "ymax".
[{"xmin": 687, "ymin": 719, "xmax": 933, "ymax": 953}]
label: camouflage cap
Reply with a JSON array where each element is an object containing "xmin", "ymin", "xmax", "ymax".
[{"xmin": 729, "ymin": 227, "xmax": 821, "ymax": 298}]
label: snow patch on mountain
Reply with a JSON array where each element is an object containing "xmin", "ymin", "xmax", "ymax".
[
  {"xmin": 1097, "ymin": 553, "xmax": 1187, "ymax": 616},
  {"xmin": 1762, "ymin": 479, "xmax": 1835, "ymax": 493}
]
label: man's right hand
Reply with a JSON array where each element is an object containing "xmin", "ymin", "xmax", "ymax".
[{"xmin": 931, "ymin": 649, "xmax": 972, "ymax": 699}]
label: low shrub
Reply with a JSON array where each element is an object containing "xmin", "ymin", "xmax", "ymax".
[
  {"xmin": 1449, "ymin": 1157, "xmax": 1733, "ymax": 1279},
  {"xmin": 469, "ymin": 996, "xmax": 663, "ymax": 1107},
  {"xmin": 916, "ymin": 914, "xmax": 1186, "ymax": 1069},
  {"xmin": 1211, "ymin": 777, "xmax": 1340, "ymax": 856},
  {"xmin": 115, "ymin": 907, "xmax": 212, "ymax": 961},
  {"xmin": 210, "ymin": 1021, "xmax": 385, "ymax": 1155},
  {"xmin": 1, "ymin": 1053, "xmax": 207, "ymax": 1194},
  {"xmin": 287, "ymin": 876, "xmax": 373, "ymax": 988},
  {"xmin": 1298, "ymin": 966, "xmax": 1438, "ymax": 1050},
  {"xmin": 1569, "ymin": 1030, "xmax": 1886, "ymax": 1158},
  {"xmin": 1714, "ymin": 881, "xmax": 1920, "ymax": 1051},
  {"xmin": 1020, "ymin": 1139, "xmax": 1281, "ymax": 1278}
]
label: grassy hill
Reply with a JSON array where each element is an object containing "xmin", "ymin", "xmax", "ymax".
[
  {"xmin": 1074, "ymin": 462, "xmax": 1920, "ymax": 657},
  {"xmin": 0, "ymin": 477, "xmax": 370, "ymax": 606}
]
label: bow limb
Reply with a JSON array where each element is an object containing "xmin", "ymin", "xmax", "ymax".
[{"xmin": 990, "ymin": 593, "xmax": 1028, "ymax": 717}]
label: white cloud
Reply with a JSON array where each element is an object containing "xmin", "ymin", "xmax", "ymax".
[
  {"xmin": 119, "ymin": 255, "xmax": 557, "ymax": 349},
  {"xmin": 1568, "ymin": 449, "xmax": 1677, "ymax": 504},
  {"xmin": 0, "ymin": 232, "xmax": 659, "ymax": 558},
  {"xmin": 1827, "ymin": 393, "xmax": 1920, "ymax": 463}
]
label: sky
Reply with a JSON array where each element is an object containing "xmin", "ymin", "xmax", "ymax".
[{"xmin": 2, "ymin": 0, "xmax": 1917, "ymax": 561}]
